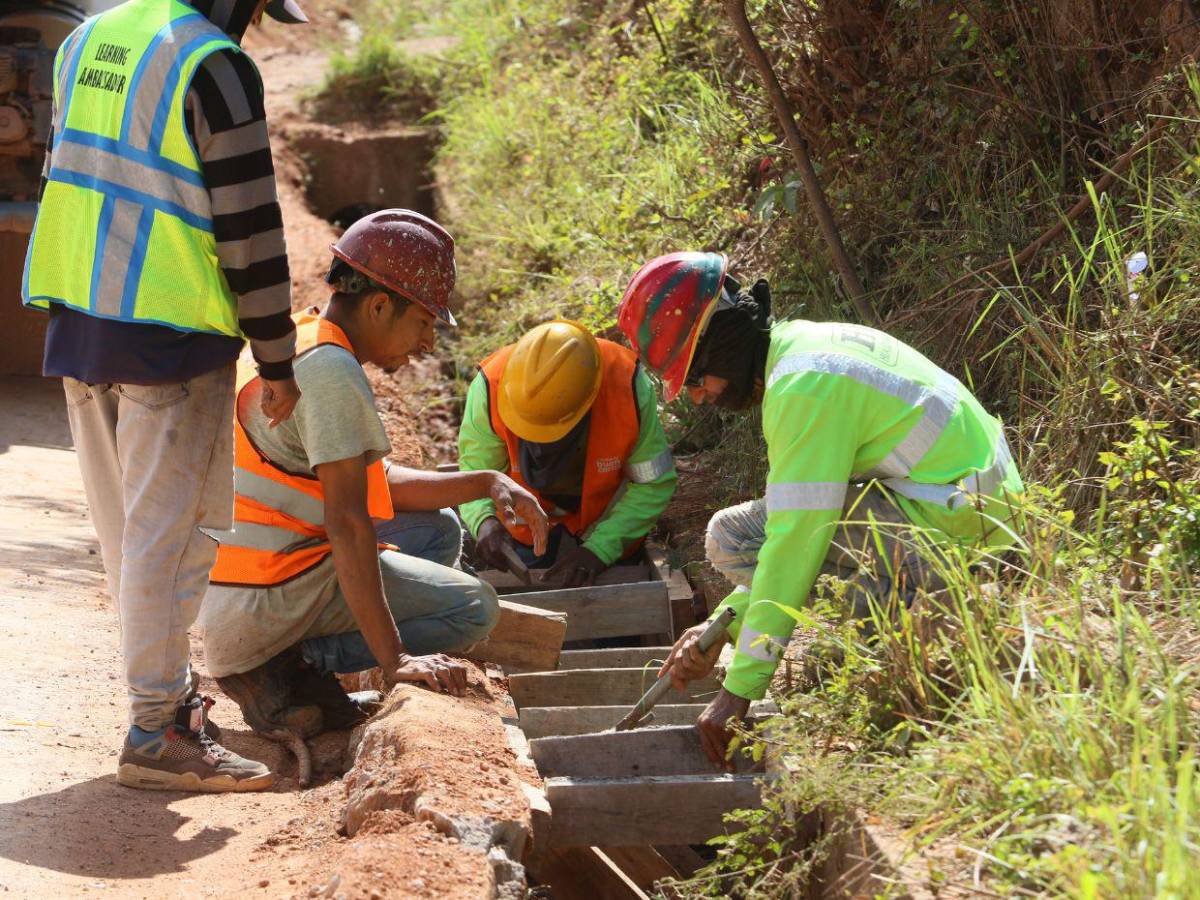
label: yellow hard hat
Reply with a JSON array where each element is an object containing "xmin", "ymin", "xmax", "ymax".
[{"xmin": 498, "ymin": 320, "xmax": 603, "ymax": 443}]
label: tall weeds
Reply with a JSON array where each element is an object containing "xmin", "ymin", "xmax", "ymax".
[{"xmin": 317, "ymin": 2, "xmax": 1200, "ymax": 893}]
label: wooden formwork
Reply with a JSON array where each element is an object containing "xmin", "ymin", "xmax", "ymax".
[
  {"xmin": 474, "ymin": 544, "xmax": 766, "ymax": 896},
  {"xmin": 466, "ymin": 526, "xmax": 922, "ymax": 897}
]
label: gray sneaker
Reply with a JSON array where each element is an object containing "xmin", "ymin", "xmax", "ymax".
[{"xmin": 117, "ymin": 696, "xmax": 274, "ymax": 793}]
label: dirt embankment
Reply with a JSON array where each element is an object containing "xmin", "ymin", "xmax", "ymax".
[
  {"xmin": 0, "ymin": 6, "xmax": 526, "ymax": 899},
  {"xmin": 247, "ymin": 9, "xmax": 460, "ymax": 469}
]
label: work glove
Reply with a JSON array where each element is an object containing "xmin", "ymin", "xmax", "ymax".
[
  {"xmin": 475, "ymin": 515, "xmax": 520, "ymax": 572},
  {"xmin": 543, "ymin": 545, "xmax": 607, "ymax": 589}
]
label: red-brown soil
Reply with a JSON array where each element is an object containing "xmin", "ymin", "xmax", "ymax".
[{"xmin": 0, "ymin": 6, "xmax": 516, "ymax": 898}]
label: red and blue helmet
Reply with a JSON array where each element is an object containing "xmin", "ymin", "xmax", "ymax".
[{"xmin": 617, "ymin": 251, "xmax": 728, "ymax": 400}]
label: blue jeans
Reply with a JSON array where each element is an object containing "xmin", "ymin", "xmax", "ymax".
[{"xmin": 300, "ymin": 509, "xmax": 500, "ymax": 674}]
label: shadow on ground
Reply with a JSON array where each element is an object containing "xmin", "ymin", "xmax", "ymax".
[{"xmin": 0, "ymin": 775, "xmax": 240, "ymax": 878}]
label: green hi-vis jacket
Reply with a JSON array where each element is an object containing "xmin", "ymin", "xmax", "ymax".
[
  {"xmin": 23, "ymin": 0, "xmax": 249, "ymax": 336},
  {"xmin": 713, "ymin": 321, "xmax": 1024, "ymax": 700},
  {"xmin": 457, "ymin": 366, "xmax": 677, "ymax": 566}
]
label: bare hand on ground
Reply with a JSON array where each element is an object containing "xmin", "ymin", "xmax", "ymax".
[
  {"xmin": 260, "ymin": 375, "xmax": 301, "ymax": 427},
  {"xmin": 543, "ymin": 545, "xmax": 606, "ymax": 588},
  {"xmin": 387, "ymin": 653, "xmax": 468, "ymax": 696},
  {"xmin": 659, "ymin": 622, "xmax": 726, "ymax": 689},
  {"xmin": 697, "ymin": 688, "xmax": 751, "ymax": 770},
  {"xmin": 487, "ymin": 474, "xmax": 549, "ymax": 555}
]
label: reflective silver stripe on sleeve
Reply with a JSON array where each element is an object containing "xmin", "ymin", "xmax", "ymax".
[
  {"xmin": 736, "ymin": 626, "xmax": 786, "ymax": 663},
  {"xmin": 52, "ymin": 139, "xmax": 211, "ymax": 217},
  {"xmin": 765, "ymin": 481, "xmax": 846, "ymax": 513},
  {"xmin": 624, "ymin": 448, "xmax": 675, "ymax": 483},
  {"xmin": 234, "ymin": 466, "xmax": 326, "ymax": 525},
  {"xmin": 200, "ymin": 520, "xmax": 323, "ymax": 554}
]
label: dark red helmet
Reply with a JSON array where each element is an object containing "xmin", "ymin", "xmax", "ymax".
[{"xmin": 330, "ymin": 209, "xmax": 458, "ymax": 327}]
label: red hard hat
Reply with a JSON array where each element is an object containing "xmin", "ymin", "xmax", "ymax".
[
  {"xmin": 617, "ymin": 251, "xmax": 728, "ymax": 400},
  {"xmin": 330, "ymin": 209, "xmax": 458, "ymax": 327}
]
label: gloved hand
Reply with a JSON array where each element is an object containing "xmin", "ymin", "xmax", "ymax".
[
  {"xmin": 475, "ymin": 515, "xmax": 519, "ymax": 572},
  {"xmin": 543, "ymin": 545, "xmax": 607, "ymax": 588}
]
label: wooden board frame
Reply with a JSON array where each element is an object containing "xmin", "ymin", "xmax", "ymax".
[
  {"xmin": 545, "ymin": 774, "xmax": 765, "ymax": 847},
  {"xmin": 503, "ymin": 581, "xmax": 670, "ymax": 642},
  {"xmin": 518, "ymin": 704, "xmax": 709, "ymax": 739},
  {"xmin": 508, "ymin": 667, "xmax": 722, "ymax": 710},
  {"xmin": 530, "ymin": 724, "xmax": 763, "ymax": 778}
]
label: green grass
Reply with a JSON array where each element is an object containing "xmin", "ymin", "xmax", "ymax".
[
  {"xmin": 318, "ymin": 2, "xmax": 1200, "ymax": 894},
  {"xmin": 672, "ymin": 131, "xmax": 1200, "ymax": 896}
]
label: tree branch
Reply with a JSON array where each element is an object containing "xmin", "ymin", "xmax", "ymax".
[{"xmin": 723, "ymin": 0, "xmax": 876, "ymax": 325}]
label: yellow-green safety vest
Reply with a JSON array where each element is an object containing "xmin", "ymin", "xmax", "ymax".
[{"xmin": 22, "ymin": 0, "xmax": 252, "ymax": 336}]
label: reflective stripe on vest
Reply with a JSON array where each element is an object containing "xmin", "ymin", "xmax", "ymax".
[
  {"xmin": 22, "ymin": 0, "xmax": 245, "ymax": 336},
  {"xmin": 767, "ymin": 349, "xmax": 1015, "ymax": 509},
  {"xmin": 208, "ymin": 312, "xmax": 394, "ymax": 587},
  {"xmin": 480, "ymin": 339, "xmax": 646, "ymax": 550}
]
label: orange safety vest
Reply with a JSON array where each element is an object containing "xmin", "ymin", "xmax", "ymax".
[
  {"xmin": 480, "ymin": 339, "xmax": 642, "ymax": 549},
  {"xmin": 209, "ymin": 310, "xmax": 394, "ymax": 587}
]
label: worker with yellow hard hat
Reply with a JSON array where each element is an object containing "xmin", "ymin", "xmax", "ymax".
[{"xmin": 458, "ymin": 320, "xmax": 678, "ymax": 586}]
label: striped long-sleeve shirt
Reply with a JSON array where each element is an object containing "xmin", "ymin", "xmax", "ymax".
[{"xmin": 41, "ymin": 0, "xmax": 296, "ymax": 385}]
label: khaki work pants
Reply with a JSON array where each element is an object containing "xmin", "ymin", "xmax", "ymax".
[
  {"xmin": 705, "ymin": 485, "xmax": 947, "ymax": 619},
  {"xmin": 64, "ymin": 365, "xmax": 235, "ymax": 730}
]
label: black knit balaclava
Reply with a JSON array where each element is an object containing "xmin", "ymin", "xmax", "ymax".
[{"xmin": 687, "ymin": 278, "xmax": 773, "ymax": 410}]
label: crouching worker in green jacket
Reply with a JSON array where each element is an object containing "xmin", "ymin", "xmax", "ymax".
[
  {"xmin": 458, "ymin": 320, "xmax": 677, "ymax": 587},
  {"xmin": 617, "ymin": 252, "xmax": 1024, "ymax": 766}
]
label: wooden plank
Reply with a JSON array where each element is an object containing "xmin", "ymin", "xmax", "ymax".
[
  {"xmin": 557, "ymin": 647, "xmax": 673, "ymax": 670},
  {"xmin": 464, "ymin": 599, "xmax": 566, "ymax": 673},
  {"xmin": 529, "ymin": 847, "xmax": 649, "ymax": 899},
  {"xmin": 600, "ymin": 847, "xmax": 681, "ymax": 895},
  {"xmin": 518, "ymin": 702, "xmax": 778, "ymax": 738},
  {"xmin": 646, "ymin": 540, "xmax": 698, "ymax": 636},
  {"xmin": 504, "ymin": 581, "xmax": 670, "ymax": 641},
  {"xmin": 479, "ymin": 564, "xmax": 650, "ymax": 593},
  {"xmin": 546, "ymin": 774, "xmax": 764, "ymax": 847},
  {"xmin": 530, "ymin": 724, "xmax": 761, "ymax": 778},
  {"xmin": 519, "ymin": 704, "xmax": 707, "ymax": 739},
  {"xmin": 508, "ymin": 667, "xmax": 721, "ymax": 711}
]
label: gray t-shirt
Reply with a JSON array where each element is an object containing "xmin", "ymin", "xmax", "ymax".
[{"xmin": 199, "ymin": 345, "xmax": 392, "ymax": 677}]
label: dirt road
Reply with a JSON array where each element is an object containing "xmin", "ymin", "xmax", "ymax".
[
  {"xmin": 0, "ymin": 377, "xmax": 350, "ymax": 897},
  {"xmin": 0, "ymin": 6, "xmax": 487, "ymax": 897}
]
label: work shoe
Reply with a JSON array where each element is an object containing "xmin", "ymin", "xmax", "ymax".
[
  {"xmin": 116, "ymin": 696, "xmax": 275, "ymax": 793},
  {"xmin": 217, "ymin": 646, "xmax": 383, "ymax": 738}
]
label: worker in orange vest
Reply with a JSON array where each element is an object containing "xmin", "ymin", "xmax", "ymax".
[
  {"xmin": 189, "ymin": 211, "xmax": 549, "ymax": 789},
  {"xmin": 458, "ymin": 320, "xmax": 677, "ymax": 587}
]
